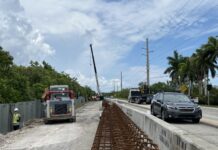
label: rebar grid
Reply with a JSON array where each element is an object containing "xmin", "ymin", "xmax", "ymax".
[{"xmin": 92, "ymin": 101, "xmax": 159, "ymax": 150}]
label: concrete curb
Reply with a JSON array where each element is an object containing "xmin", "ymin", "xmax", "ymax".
[
  {"xmin": 201, "ymin": 106, "xmax": 218, "ymax": 111},
  {"xmin": 200, "ymin": 118, "xmax": 218, "ymax": 128}
]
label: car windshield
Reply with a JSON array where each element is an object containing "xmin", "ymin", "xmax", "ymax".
[
  {"xmin": 164, "ymin": 93, "xmax": 190, "ymax": 102},
  {"xmin": 51, "ymin": 93, "xmax": 70, "ymax": 100},
  {"xmin": 131, "ymin": 91, "xmax": 141, "ymax": 96},
  {"xmin": 50, "ymin": 87, "xmax": 67, "ymax": 91}
]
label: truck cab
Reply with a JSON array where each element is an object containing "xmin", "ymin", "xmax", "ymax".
[
  {"xmin": 128, "ymin": 88, "xmax": 142, "ymax": 103},
  {"xmin": 42, "ymin": 85, "xmax": 76, "ymax": 123}
]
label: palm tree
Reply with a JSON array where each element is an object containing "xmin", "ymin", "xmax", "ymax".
[
  {"xmin": 193, "ymin": 46, "xmax": 218, "ymax": 95},
  {"xmin": 164, "ymin": 37, "xmax": 218, "ymax": 95},
  {"xmin": 178, "ymin": 57, "xmax": 196, "ymax": 95},
  {"xmin": 202, "ymin": 36, "xmax": 218, "ymax": 62},
  {"xmin": 164, "ymin": 50, "xmax": 185, "ymax": 88}
]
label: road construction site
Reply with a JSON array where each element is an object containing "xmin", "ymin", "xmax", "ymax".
[
  {"xmin": 0, "ymin": 102, "xmax": 102, "ymax": 150},
  {"xmin": 1, "ymin": 99, "xmax": 218, "ymax": 150}
]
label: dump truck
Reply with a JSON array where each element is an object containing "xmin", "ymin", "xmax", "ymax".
[{"xmin": 42, "ymin": 85, "xmax": 76, "ymax": 123}]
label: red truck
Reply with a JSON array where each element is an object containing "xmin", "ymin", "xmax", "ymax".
[{"xmin": 42, "ymin": 85, "xmax": 76, "ymax": 123}]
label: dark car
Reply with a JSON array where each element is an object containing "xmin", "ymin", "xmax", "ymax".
[
  {"xmin": 140, "ymin": 94, "xmax": 153, "ymax": 104},
  {"xmin": 150, "ymin": 92, "xmax": 202, "ymax": 123}
]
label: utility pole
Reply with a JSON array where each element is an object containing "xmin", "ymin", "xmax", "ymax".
[
  {"xmin": 120, "ymin": 72, "xmax": 123, "ymax": 91},
  {"xmin": 117, "ymin": 84, "xmax": 119, "ymax": 92},
  {"xmin": 146, "ymin": 38, "xmax": 150, "ymax": 93},
  {"xmin": 113, "ymin": 80, "xmax": 115, "ymax": 92}
]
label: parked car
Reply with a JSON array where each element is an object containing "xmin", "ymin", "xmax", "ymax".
[
  {"xmin": 128, "ymin": 88, "xmax": 142, "ymax": 103},
  {"xmin": 150, "ymin": 92, "xmax": 202, "ymax": 123}
]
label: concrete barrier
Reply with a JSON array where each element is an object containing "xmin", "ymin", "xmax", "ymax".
[{"xmin": 108, "ymin": 99, "xmax": 216, "ymax": 150}]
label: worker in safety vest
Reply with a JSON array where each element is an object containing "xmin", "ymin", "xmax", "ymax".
[{"xmin": 13, "ymin": 108, "xmax": 21, "ymax": 130}]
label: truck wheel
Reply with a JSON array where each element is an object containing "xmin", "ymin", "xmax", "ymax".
[
  {"xmin": 44, "ymin": 119, "xmax": 49, "ymax": 124},
  {"xmin": 69, "ymin": 117, "xmax": 76, "ymax": 123}
]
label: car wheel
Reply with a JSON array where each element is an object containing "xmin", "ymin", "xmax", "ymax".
[
  {"xmin": 44, "ymin": 119, "xmax": 50, "ymax": 124},
  {"xmin": 137, "ymin": 99, "xmax": 141, "ymax": 104},
  {"xmin": 161, "ymin": 110, "xmax": 167, "ymax": 121},
  {"xmin": 151, "ymin": 106, "xmax": 156, "ymax": 116},
  {"xmin": 192, "ymin": 118, "xmax": 200, "ymax": 123}
]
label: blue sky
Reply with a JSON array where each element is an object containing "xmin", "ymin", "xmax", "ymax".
[{"xmin": 0, "ymin": 0, "xmax": 218, "ymax": 92}]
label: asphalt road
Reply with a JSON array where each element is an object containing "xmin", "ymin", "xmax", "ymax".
[
  {"xmin": 201, "ymin": 106, "xmax": 218, "ymax": 121},
  {"xmin": 115, "ymin": 98, "xmax": 218, "ymax": 124},
  {"xmin": 171, "ymin": 121, "xmax": 218, "ymax": 147},
  {"xmin": 0, "ymin": 101, "xmax": 102, "ymax": 150}
]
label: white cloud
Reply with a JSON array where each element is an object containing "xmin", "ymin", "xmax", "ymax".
[
  {"xmin": 0, "ymin": 0, "xmax": 54, "ymax": 65},
  {"xmin": 66, "ymin": 64, "xmax": 169, "ymax": 92},
  {"xmin": 65, "ymin": 69, "xmax": 119, "ymax": 92},
  {"xmin": 1, "ymin": 0, "xmax": 217, "ymax": 91}
]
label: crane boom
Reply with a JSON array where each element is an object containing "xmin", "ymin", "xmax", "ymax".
[{"xmin": 90, "ymin": 44, "xmax": 101, "ymax": 95}]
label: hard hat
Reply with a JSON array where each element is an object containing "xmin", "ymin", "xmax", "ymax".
[{"xmin": 14, "ymin": 108, "xmax": 19, "ymax": 111}]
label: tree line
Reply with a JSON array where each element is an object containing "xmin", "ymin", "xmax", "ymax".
[{"xmin": 0, "ymin": 46, "xmax": 95, "ymax": 103}]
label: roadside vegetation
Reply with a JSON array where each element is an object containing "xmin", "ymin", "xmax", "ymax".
[{"xmin": 0, "ymin": 47, "xmax": 95, "ymax": 103}]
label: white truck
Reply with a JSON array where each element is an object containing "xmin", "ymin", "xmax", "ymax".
[
  {"xmin": 128, "ymin": 88, "xmax": 142, "ymax": 103},
  {"xmin": 42, "ymin": 85, "xmax": 76, "ymax": 123}
]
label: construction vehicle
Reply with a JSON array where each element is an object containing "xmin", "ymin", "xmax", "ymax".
[
  {"xmin": 42, "ymin": 85, "xmax": 76, "ymax": 123},
  {"xmin": 90, "ymin": 44, "xmax": 104, "ymax": 100},
  {"xmin": 128, "ymin": 88, "xmax": 141, "ymax": 103}
]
